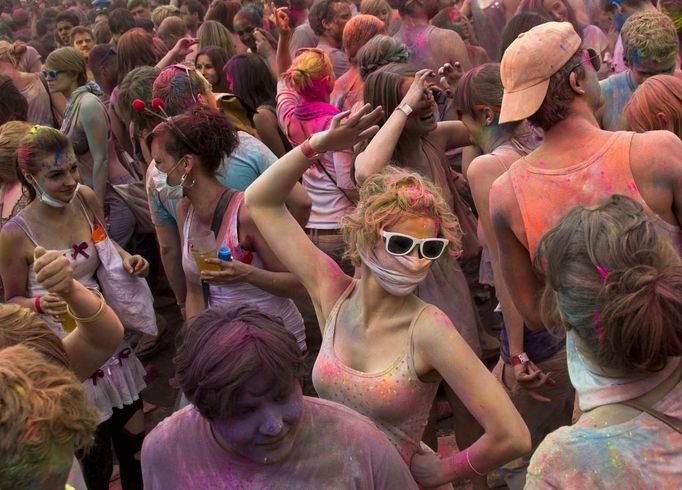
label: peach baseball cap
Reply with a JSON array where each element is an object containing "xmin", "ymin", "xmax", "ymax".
[{"xmin": 499, "ymin": 22, "xmax": 581, "ymax": 124}]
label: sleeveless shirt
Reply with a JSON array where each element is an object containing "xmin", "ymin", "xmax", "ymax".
[
  {"xmin": 508, "ymin": 131, "xmax": 682, "ymax": 259},
  {"xmin": 312, "ymin": 281, "xmax": 440, "ymax": 464}
]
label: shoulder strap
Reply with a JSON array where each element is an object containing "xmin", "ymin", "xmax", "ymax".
[
  {"xmin": 618, "ymin": 399, "xmax": 682, "ymax": 435},
  {"xmin": 314, "ymin": 159, "xmax": 355, "ymax": 205},
  {"xmin": 202, "ymin": 188, "xmax": 238, "ymax": 304},
  {"xmin": 8, "ymin": 214, "xmax": 39, "ymax": 246}
]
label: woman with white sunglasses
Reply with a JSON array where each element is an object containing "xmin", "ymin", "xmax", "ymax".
[{"xmin": 245, "ymin": 104, "xmax": 530, "ymax": 489}]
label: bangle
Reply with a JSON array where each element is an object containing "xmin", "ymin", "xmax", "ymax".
[
  {"xmin": 66, "ymin": 288, "xmax": 106, "ymax": 324},
  {"xmin": 34, "ymin": 296, "xmax": 44, "ymax": 314},
  {"xmin": 300, "ymin": 137, "xmax": 322, "ymax": 159},
  {"xmin": 465, "ymin": 448, "xmax": 485, "ymax": 476}
]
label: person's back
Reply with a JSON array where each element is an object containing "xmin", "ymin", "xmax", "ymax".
[
  {"xmin": 525, "ymin": 195, "xmax": 682, "ymax": 489},
  {"xmin": 526, "ymin": 345, "xmax": 682, "ymax": 489},
  {"xmin": 143, "ymin": 397, "xmax": 418, "ymax": 489},
  {"xmin": 392, "ymin": 0, "xmax": 472, "ymax": 73},
  {"xmin": 492, "ymin": 22, "xmax": 682, "ymax": 326}
]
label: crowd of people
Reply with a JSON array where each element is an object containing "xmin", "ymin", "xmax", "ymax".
[{"xmin": 0, "ymin": 0, "xmax": 681, "ymax": 488}]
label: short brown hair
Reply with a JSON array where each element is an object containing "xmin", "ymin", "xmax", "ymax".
[
  {"xmin": 527, "ymin": 51, "xmax": 584, "ymax": 131},
  {"xmin": 535, "ymin": 194, "xmax": 682, "ymax": 373},
  {"xmin": 0, "ymin": 345, "xmax": 97, "ymax": 488},
  {"xmin": 174, "ymin": 304, "xmax": 306, "ymax": 420}
]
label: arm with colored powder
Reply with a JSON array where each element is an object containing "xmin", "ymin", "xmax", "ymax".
[
  {"xmin": 354, "ymin": 69, "xmax": 434, "ymax": 184},
  {"xmin": 244, "ymin": 105, "xmax": 382, "ymax": 318},
  {"xmin": 468, "ymin": 156, "xmax": 554, "ymax": 402},
  {"xmin": 410, "ymin": 306, "xmax": 531, "ymax": 487},
  {"xmin": 78, "ymin": 96, "xmax": 109, "ymax": 210},
  {"xmin": 273, "ymin": 4, "xmax": 293, "ymax": 76}
]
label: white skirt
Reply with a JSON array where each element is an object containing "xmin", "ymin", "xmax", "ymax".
[{"xmin": 82, "ymin": 341, "xmax": 147, "ymax": 423}]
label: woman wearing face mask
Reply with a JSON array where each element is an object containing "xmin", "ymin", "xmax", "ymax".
[
  {"xmin": 148, "ymin": 106, "xmax": 307, "ymax": 350},
  {"xmin": 0, "ymin": 126, "xmax": 149, "ymax": 490},
  {"xmin": 245, "ymin": 105, "xmax": 531, "ymax": 488},
  {"xmin": 354, "ymin": 66, "xmax": 502, "ymax": 488}
]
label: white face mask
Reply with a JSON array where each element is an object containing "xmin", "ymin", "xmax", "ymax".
[
  {"xmin": 358, "ymin": 242, "xmax": 431, "ymax": 296},
  {"xmin": 156, "ymin": 157, "xmax": 188, "ymax": 200},
  {"xmin": 32, "ymin": 181, "xmax": 81, "ymax": 208}
]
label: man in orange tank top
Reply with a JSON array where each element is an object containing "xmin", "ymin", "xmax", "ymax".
[{"xmin": 488, "ymin": 21, "xmax": 682, "ymax": 481}]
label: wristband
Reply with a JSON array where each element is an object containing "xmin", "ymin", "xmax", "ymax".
[
  {"xmin": 396, "ymin": 102, "xmax": 413, "ymax": 117},
  {"xmin": 300, "ymin": 137, "xmax": 322, "ymax": 159},
  {"xmin": 510, "ymin": 352, "xmax": 530, "ymax": 367},
  {"xmin": 34, "ymin": 296, "xmax": 44, "ymax": 314}
]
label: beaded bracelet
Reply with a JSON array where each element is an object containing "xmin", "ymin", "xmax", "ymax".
[{"xmin": 66, "ymin": 288, "xmax": 106, "ymax": 324}]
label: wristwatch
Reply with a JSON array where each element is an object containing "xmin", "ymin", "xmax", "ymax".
[
  {"xmin": 510, "ymin": 352, "xmax": 530, "ymax": 367},
  {"xmin": 396, "ymin": 102, "xmax": 413, "ymax": 117}
]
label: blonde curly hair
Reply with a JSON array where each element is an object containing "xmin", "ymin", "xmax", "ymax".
[
  {"xmin": 342, "ymin": 166, "xmax": 463, "ymax": 267},
  {"xmin": 0, "ymin": 345, "xmax": 98, "ymax": 488}
]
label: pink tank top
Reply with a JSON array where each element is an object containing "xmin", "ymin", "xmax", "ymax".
[
  {"xmin": 509, "ymin": 131, "xmax": 682, "ymax": 258},
  {"xmin": 312, "ymin": 280, "xmax": 440, "ymax": 464}
]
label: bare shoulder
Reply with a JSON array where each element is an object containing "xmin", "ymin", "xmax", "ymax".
[
  {"xmin": 467, "ymin": 153, "xmax": 506, "ymax": 184},
  {"xmin": 78, "ymin": 184, "xmax": 97, "ymax": 203},
  {"xmin": 254, "ymin": 107, "xmax": 277, "ymax": 124},
  {"xmin": 412, "ymin": 303, "xmax": 463, "ymax": 350},
  {"xmin": 631, "ymin": 130, "xmax": 682, "ymax": 165}
]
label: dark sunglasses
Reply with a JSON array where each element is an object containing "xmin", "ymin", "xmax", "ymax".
[
  {"xmin": 381, "ymin": 231, "xmax": 449, "ymax": 260},
  {"xmin": 41, "ymin": 69, "xmax": 64, "ymax": 81},
  {"xmin": 566, "ymin": 48, "xmax": 601, "ymax": 75}
]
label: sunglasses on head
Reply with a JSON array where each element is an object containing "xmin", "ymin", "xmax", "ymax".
[
  {"xmin": 566, "ymin": 48, "xmax": 601, "ymax": 75},
  {"xmin": 169, "ymin": 63, "xmax": 199, "ymax": 104},
  {"xmin": 381, "ymin": 231, "xmax": 449, "ymax": 260},
  {"xmin": 41, "ymin": 69, "xmax": 64, "ymax": 81},
  {"xmin": 294, "ymin": 47, "xmax": 325, "ymax": 59}
]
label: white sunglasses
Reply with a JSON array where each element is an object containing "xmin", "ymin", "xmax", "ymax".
[{"xmin": 381, "ymin": 231, "xmax": 449, "ymax": 260}]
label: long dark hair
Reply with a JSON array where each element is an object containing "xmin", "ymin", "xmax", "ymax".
[
  {"xmin": 195, "ymin": 46, "xmax": 230, "ymax": 93},
  {"xmin": 223, "ymin": 53, "xmax": 276, "ymax": 113}
]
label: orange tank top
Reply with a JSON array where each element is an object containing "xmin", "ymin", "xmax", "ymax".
[{"xmin": 509, "ymin": 131, "xmax": 682, "ymax": 258}]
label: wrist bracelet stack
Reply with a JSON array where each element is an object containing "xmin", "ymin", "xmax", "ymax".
[{"xmin": 66, "ymin": 288, "xmax": 107, "ymax": 324}]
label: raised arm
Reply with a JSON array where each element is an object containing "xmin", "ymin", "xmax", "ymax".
[
  {"xmin": 354, "ymin": 69, "xmax": 435, "ymax": 185},
  {"xmin": 411, "ymin": 308, "xmax": 531, "ymax": 487},
  {"xmin": 244, "ymin": 105, "xmax": 382, "ymax": 318},
  {"xmin": 272, "ymin": 4, "xmax": 293, "ymax": 76},
  {"xmin": 33, "ymin": 247, "xmax": 124, "ymax": 381}
]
